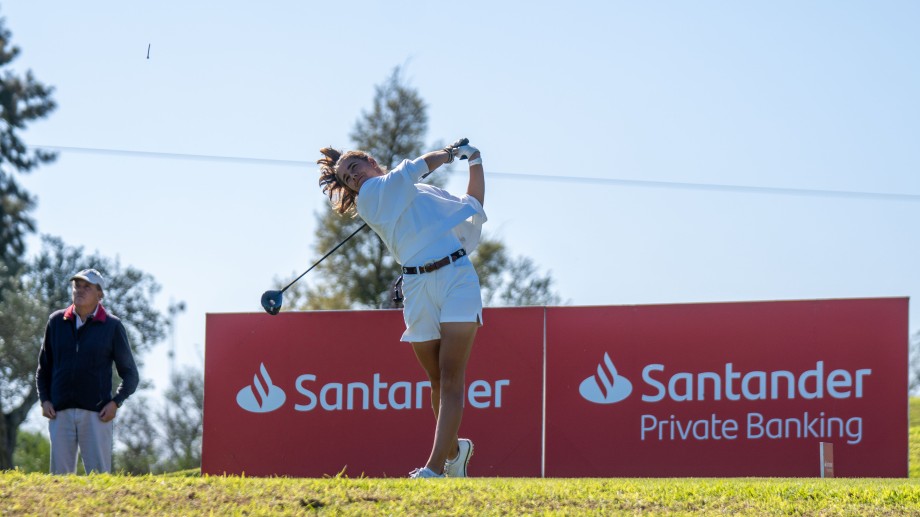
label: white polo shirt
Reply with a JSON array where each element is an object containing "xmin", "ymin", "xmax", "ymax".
[{"xmin": 356, "ymin": 158, "xmax": 487, "ymax": 266}]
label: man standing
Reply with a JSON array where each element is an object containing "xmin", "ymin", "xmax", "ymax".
[{"xmin": 36, "ymin": 268, "xmax": 139, "ymax": 474}]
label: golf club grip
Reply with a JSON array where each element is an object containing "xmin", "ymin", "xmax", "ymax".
[{"xmin": 281, "ymin": 223, "xmax": 368, "ymax": 292}]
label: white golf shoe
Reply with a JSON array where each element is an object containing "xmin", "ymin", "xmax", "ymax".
[
  {"xmin": 409, "ymin": 467, "xmax": 444, "ymax": 479},
  {"xmin": 444, "ymin": 438, "xmax": 474, "ymax": 477}
]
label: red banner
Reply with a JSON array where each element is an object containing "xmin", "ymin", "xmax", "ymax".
[
  {"xmin": 203, "ymin": 298, "xmax": 907, "ymax": 477},
  {"xmin": 202, "ymin": 308, "xmax": 544, "ymax": 477},
  {"xmin": 544, "ymin": 298, "xmax": 907, "ymax": 477}
]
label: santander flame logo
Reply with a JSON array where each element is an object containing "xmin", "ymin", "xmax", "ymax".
[
  {"xmin": 579, "ymin": 353, "xmax": 632, "ymax": 404},
  {"xmin": 236, "ymin": 363, "xmax": 286, "ymax": 413}
]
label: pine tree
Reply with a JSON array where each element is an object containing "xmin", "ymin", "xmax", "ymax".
[
  {"xmin": 281, "ymin": 66, "xmax": 560, "ymax": 311},
  {"xmin": 0, "ymin": 13, "xmax": 56, "ymax": 286},
  {"xmin": 288, "ymin": 67, "xmax": 429, "ymax": 309}
]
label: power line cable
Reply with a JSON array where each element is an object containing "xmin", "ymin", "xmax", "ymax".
[
  {"xmin": 32, "ymin": 144, "xmax": 920, "ymax": 203},
  {"xmin": 485, "ymin": 171, "xmax": 920, "ymax": 203},
  {"xmin": 35, "ymin": 145, "xmax": 306, "ymax": 167}
]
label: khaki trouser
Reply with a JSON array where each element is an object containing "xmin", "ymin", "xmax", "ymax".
[{"xmin": 48, "ymin": 408, "xmax": 113, "ymax": 474}]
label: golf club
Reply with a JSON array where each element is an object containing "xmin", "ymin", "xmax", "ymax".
[
  {"xmin": 260, "ymin": 138, "xmax": 469, "ymax": 315},
  {"xmin": 261, "ymin": 223, "xmax": 367, "ymax": 315}
]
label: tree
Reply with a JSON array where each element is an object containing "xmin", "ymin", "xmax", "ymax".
[
  {"xmin": 281, "ymin": 66, "xmax": 560, "ymax": 310},
  {"xmin": 27, "ymin": 236, "xmax": 167, "ymax": 351},
  {"xmin": 0, "ymin": 272, "xmax": 49, "ymax": 470},
  {"xmin": 909, "ymin": 330, "xmax": 920, "ymax": 394},
  {"xmin": 0, "ymin": 11, "xmax": 60, "ymax": 470},
  {"xmin": 286, "ymin": 67, "xmax": 429, "ymax": 310},
  {"xmin": 0, "ymin": 235, "xmax": 168, "ymax": 469},
  {"xmin": 113, "ymin": 395, "xmax": 160, "ymax": 474},
  {"xmin": 158, "ymin": 366, "xmax": 204, "ymax": 472},
  {"xmin": 0, "ymin": 12, "xmax": 56, "ymax": 284},
  {"xmin": 12, "ymin": 428, "xmax": 49, "ymax": 473},
  {"xmin": 472, "ymin": 239, "xmax": 561, "ymax": 307}
]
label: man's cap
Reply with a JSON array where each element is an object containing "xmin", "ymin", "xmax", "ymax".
[{"xmin": 70, "ymin": 268, "xmax": 106, "ymax": 290}]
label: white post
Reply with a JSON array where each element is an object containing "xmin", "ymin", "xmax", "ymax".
[{"xmin": 820, "ymin": 442, "xmax": 834, "ymax": 478}]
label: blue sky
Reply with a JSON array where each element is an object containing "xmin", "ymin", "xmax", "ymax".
[{"xmin": 5, "ymin": 1, "xmax": 918, "ymax": 422}]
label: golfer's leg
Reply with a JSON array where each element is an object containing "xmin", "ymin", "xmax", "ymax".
[
  {"xmin": 412, "ymin": 339, "xmax": 463, "ymax": 464},
  {"xmin": 49, "ymin": 409, "xmax": 79, "ymax": 474},
  {"xmin": 77, "ymin": 409, "xmax": 113, "ymax": 473},
  {"xmin": 411, "ymin": 340, "xmax": 441, "ymax": 417},
  {"xmin": 424, "ymin": 321, "xmax": 477, "ymax": 473}
]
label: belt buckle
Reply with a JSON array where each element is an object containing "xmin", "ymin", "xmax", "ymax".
[{"xmin": 422, "ymin": 261, "xmax": 437, "ymax": 273}]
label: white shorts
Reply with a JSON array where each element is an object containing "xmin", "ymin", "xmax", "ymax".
[{"xmin": 400, "ymin": 256, "xmax": 483, "ymax": 342}]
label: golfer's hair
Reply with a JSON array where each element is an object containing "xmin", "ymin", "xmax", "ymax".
[{"xmin": 317, "ymin": 147, "xmax": 371, "ymax": 216}]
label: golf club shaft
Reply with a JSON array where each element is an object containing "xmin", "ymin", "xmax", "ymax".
[{"xmin": 280, "ymin": 223, "xmax": 368, "ymax": 293}]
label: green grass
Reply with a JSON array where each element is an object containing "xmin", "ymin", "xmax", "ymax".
[
  {"xmin": 1, "ymin": 399, "xmax": 919, "ymax": 515},
  {"xmin": 911, "ymin": 397, "xmax": 920, "ymax": 479},
  {"xmin": 1, "ymin": 473, "xmax": 918, "ymax": 515}
]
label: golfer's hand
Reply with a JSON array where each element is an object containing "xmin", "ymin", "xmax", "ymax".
[
  {"xmin": 446, "ymin": 137, "xmax": 469, "ymax": 151},
  {"xmin": 41, "ymin": 401, "xmax": 56, "ymax": 420},
  {"xmin": 99, "ymin": 401, "xmax": 118, "ymax": 422},
  {"xmin": 443, "ymin": 138, "xmax": 469, "ymax": 163},
  {"xmin": 456, "ymin": 144, "xmax": 480, "ymax": 163}
]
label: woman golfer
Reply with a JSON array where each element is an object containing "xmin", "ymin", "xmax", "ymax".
[{"xmin": 317, "ymin": 139, "xmax": 485, "ymax": 479}]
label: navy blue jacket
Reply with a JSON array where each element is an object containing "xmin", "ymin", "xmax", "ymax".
[{"xmin": 36, "ymin": 304, "xmax": 139, "ymax": 412}]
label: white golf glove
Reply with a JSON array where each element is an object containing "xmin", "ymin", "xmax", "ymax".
[
  {"xmin": 454, "ymin": 144, "xmax": 477, "ymax": 160},
  {"xmin": 443, "ymin": 138, "xmax": 468, "ymax": 163}
]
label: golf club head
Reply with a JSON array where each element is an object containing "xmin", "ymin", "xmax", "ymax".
[{"xmin": 261, "ymin": 290, "xmax": 283, "ymax": 315}]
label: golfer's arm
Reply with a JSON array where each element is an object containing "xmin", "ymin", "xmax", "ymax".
[
  {"xmin": 421, "ymin": 149, "xmax": 453, "ymax": 173},
  {"xmin": 419, "ymin": 148, "xmax": 484, "ymax": 205},
  {"xmin": 467, "ymin": 157, "xmax": 484, "ymax": 206}
]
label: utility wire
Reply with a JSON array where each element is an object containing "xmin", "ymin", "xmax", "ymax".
[
  {"xmin": 32, "ymin": 144, "xmax": 920, "ymax": 203},
  {"xmin": 485, "ymin": 171, "xmax": 920, "ymax": 203},
  {"xmin": 35, "ymin": 145, "xmax": 306, "ymax": 167}
]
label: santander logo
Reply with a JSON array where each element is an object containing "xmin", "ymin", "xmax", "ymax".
[
  {"xmin": 237, "ymin": 363, "xmax": 286, "ymax": 413},
  {"xmin": 579, "ymin": 353, "xmax": 633, "ymax": 404}
]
